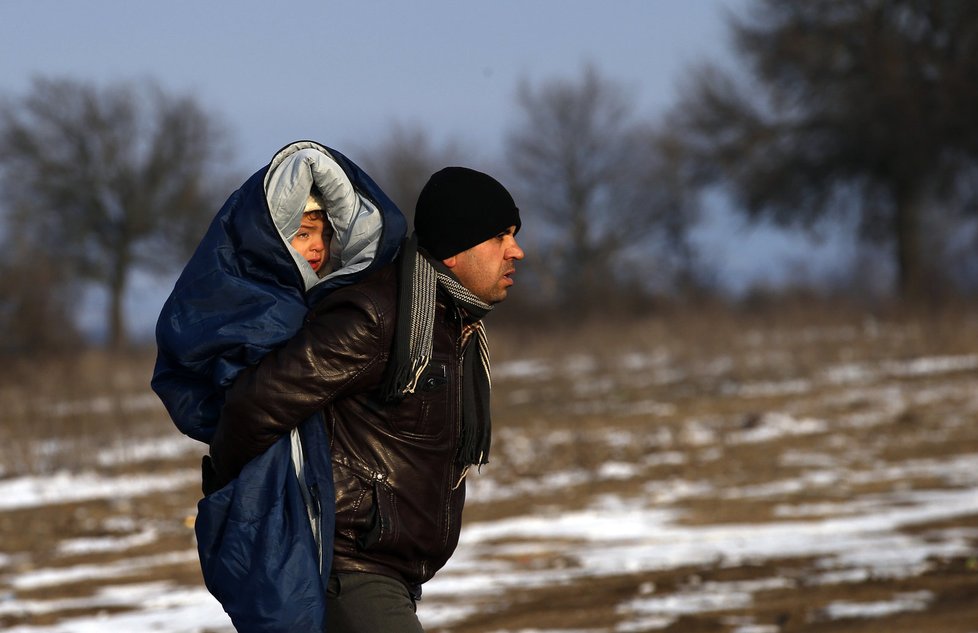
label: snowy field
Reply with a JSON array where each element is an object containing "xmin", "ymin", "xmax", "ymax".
[{"xmin": 1, "ymin": 315, "xmax": 976, "ymax": 632}]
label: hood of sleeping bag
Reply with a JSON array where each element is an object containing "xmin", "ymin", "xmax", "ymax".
[{"xmin": 151, "ymin": 140, "xmax": 407, "ymax": 443}]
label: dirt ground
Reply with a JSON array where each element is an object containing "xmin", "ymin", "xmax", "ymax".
[{"xmin": 1, "ymin": 308, "xmax": 976, "ymax": 632}]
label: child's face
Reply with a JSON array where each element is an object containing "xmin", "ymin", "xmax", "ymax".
[{"xmin": 291, "ymin": 214, "xmax": 329, "ymax": 273}]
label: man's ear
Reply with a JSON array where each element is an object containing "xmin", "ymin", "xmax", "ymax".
[{"xmin": 442, "ymin": 255, "xmax": 458, "ymax": 269}]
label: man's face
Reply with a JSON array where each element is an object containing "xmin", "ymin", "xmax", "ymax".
[
  {"xmin": 290, "ymin": 213, "xmax": 330, "ymax": 273},
  {"xmin": 444, "ymin": 226, "xmax": 524, "ymax": 304}
]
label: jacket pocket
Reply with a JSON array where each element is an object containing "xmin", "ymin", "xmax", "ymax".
[
  {"xmin": 387, "ymin": 361, "xmax": 451, "ymax": 440},
  {"xmin": 332, "ymin": 457, "xmax": 399, "ymax": 552},
  {"xmin": 357, "ymin": 477, "xmax": 399, "ymax": 550}
]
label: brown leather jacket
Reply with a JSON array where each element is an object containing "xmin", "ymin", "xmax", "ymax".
[{"xmin": 210, "ymin": 263, "xmax": 470, "ymax": 591}]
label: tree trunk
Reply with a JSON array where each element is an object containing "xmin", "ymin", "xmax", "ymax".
[
  {"xmin": 107, "ymin": 269, "xmax": 127, "ymax": 351},
  {"xmin": 893, "ymin": 187, "xmax": 923, "ymax": 301}
]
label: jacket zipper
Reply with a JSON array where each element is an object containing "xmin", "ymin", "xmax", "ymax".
[{"xmin": 447, "ymin": 306, "xmax": 467, "ymax": 559}]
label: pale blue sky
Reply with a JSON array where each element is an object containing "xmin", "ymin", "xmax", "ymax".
[
  {"xmin": 2, "ymin": 1, "xmax": 744, "ymax": 166},
  {"xmin": 1, "ymin": 1, "xmax": 853, "ymax": 337}
]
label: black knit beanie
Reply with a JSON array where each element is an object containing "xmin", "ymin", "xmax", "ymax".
[{"xmin": 414, "ymin": 167, "xmax": 521, "ymax": 260}]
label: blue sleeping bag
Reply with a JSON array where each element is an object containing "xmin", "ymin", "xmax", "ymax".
[{"xmin": 152, "ymin": 140, "xmax": 406, "ymax": 632}]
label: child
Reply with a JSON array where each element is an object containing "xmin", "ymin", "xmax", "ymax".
[
  {"xmin": 153, "ymin": 140, "xmax": 405, "ymax": 443},
  {"xmin": 290, "ymin": 192, "xmax": 335, "ymax": 277},
  {"xmin": 151, "ymin": 140, "xmax": 406, "ymax": 632}
]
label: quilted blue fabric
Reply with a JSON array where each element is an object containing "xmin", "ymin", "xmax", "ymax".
[{"xmin": 151, "ymin": 141, "xmax": 406, "ymax": 632}]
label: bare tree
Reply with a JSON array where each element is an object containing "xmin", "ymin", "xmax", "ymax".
[
  {"xmin": 670, "ymin": 0, "xmax": 978, "ymax": 299},
  {"xmin": 505, "ymin": 66, "xmax": 696, "ymax": 312},
  {"xmin": 0, "ymin": 77, "xmax": 236, "ymax": 349},
  {"xmin": 354, "ymin": 122, "xmax": 467, "ymax": 227}
]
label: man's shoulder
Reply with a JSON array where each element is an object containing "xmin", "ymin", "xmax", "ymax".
[{"xmin": 313, "ymin": 262, "xmax": 398, "ymax": 315}]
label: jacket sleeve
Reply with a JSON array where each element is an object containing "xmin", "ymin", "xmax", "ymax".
[{"xmin": 209, "ymin": 288, "xmax": 391, "ymax": 485}]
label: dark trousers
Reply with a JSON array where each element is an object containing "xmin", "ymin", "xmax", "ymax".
[{"xmin": 326, "ymin": 572, "xmax": 425, "ymax": 633}]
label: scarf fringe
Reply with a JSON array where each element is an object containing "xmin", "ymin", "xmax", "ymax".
[
  {"xmin": 384, "ymin": 235, "xmax": 493, "ymax": 467},
  {"xmin": 386, "ymin": 355, "xmax": 431, "ymax": 399}
]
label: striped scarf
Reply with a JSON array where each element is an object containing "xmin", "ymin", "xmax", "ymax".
[{"xmin": 385, "ymin": 234, "xmax": 493, "ymax": 468}]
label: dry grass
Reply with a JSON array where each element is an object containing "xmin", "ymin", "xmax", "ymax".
[
  {"xmin": 2, "ymin": 301, "xmax": 974, "ymax": 476},
  {"xmin": 0, "ymin": 348, "xmax": 168, "ymax": 475}
]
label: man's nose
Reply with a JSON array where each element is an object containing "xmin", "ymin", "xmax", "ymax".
[{"xmin": 508, "ymin": 238, "xmax": 525, "ymax": 260}]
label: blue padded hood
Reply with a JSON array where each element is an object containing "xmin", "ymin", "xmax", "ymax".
[{"xmin": 152, "ymin": 141, "xmax": 407, "ymax": 443}]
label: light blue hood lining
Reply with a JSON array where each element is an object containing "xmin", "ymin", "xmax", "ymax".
[{"xmin": 264, "ymin": 141, "xmax": 383, "ymax": 291}]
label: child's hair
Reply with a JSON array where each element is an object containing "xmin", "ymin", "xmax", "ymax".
[
  {"xmin": 303, "ymin": 189, "xmax": 330, "ymax": 233},
  {"xmin": 301, "ymin": 190, "xmax": 333, "ymax": 253},
  {"xmin": 303, "ymin": 208, "xmax": 325, "ymax": 222}
]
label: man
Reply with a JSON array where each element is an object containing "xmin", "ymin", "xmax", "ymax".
[{"xmin": 210, "ymin": 166, "xmax": 524, "ymax": 632}]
